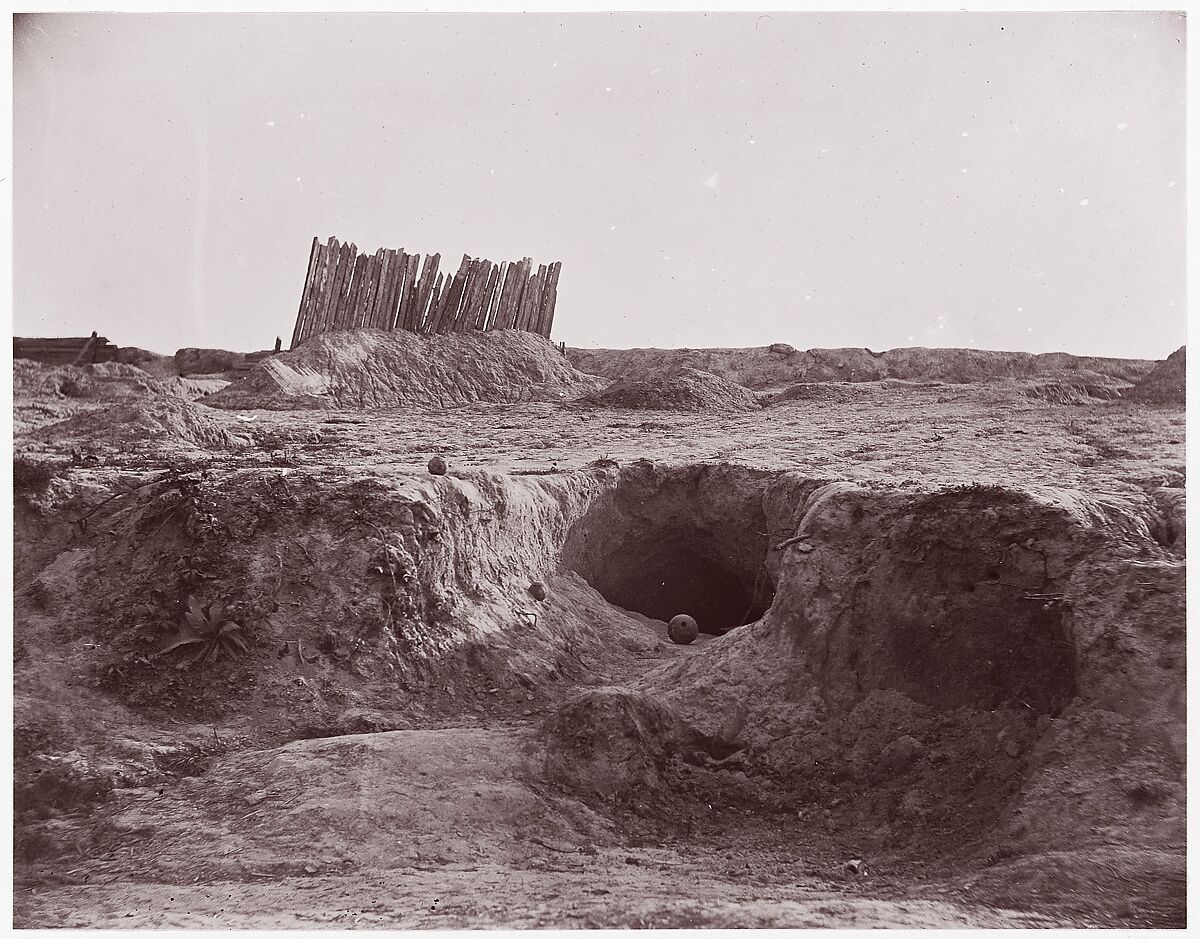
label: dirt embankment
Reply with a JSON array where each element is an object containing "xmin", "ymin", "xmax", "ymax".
[
  {"xmin": 33, "ymin": 397, "xmax": 251, "ymax": 451},
  {"xmin": 13, "ymin": 360, "xmax": 232, "ymax": 439},
  {"xmin": 567, "ymin": 345, "xmax": 1156, "ymax": 391},
  {"xmin": 574, "ymin": 366, "xmax": 763, "ymax": 412},
  {"xmin": 206, "ymin": 329, "xmax": 606, "ymax": 410},
  {"xmin": 14, "ymin": 457, "xmax": 1184, "ymax": 922},
  {"xmin": 558, "ymin": 465, "xmax": 1184, "ymax": 919}
]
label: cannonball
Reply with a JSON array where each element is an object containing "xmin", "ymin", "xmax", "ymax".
[
  {"xmin": 668, "ymin": 614, "xmax": 699, "ymax": 645},
  {"xmin": 427, "ymin": 455, "xmax": 448, "ymax": 476},
  {"xmin": 528, "ymin": 581, "xmax": 548, "ymax": 602}
]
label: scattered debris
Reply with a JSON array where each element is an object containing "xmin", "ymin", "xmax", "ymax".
[{"xmin": 842, "ymin": 858, "xmax": 868, "ymax": 877}]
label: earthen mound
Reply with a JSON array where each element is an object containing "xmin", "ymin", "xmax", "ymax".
[
  {"xmin": 113, "ymin": 347, "xmax": 179, "ymax": 378},
  {"xmin": 174, "ymin": 347, "xmax": 253, "ymax": 377},
  {"xmin": 1019, "ymin": 376, "xmax": 1127, "ymax": 405},
  {"xmin": 575, "ymin": 367, "xmax": 762, "ymax": 411},
  {"xmin": 568, "ymin": 345, "xmax": 1155, "ymax": 391},
  {"xmin": 205, "ymin": 329, "xmax": 605, "ymax": 410},
  {"xmin": 35, "ymin": 397, "xmax": 249, "ymax": 449},
  {"xmin": 14, "ymin": 360, "xmax": 161, "ymax": 401},
  {"xmin": 763, "ymin": 381, "xmax": 875, "ymax": 405},
  {"xmin": 1124, "ymin": 347, "xmax": 1184, "ymax": 405},
  {"xmin": 541, "ymin": 687, "xmax": 684, "ymax": 800}
]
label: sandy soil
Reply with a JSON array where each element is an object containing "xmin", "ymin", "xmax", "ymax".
[{"xmin": 12, "ymin": 352, "xmax": 1185, "ymax": 928}]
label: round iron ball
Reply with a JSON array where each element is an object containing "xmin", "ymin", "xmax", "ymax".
[
  {"xmin": 668, "ymin": 614, "xmax": 699, "ymax": 645},
  {"xmin": 427, "ymin": 455, "xmax": 448, "ymax": 475}
]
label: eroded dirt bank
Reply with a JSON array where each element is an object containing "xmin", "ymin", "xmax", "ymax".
[{"xmin": 13, "ymin": 448, "xmax": 1185, "ymax": 927}]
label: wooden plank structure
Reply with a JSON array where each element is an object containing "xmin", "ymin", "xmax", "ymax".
[
  {"xmin": 289, "ymin": 236, "xmax": 562, "ymax": 349},
  {"xmin": 14, "ymin": 333, "xmax": 118, "ymax": 366}
]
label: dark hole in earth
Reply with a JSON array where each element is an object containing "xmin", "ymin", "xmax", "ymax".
[{"xmin": 577, "ymin": 531, "xmax": 772, "ymax": 635}]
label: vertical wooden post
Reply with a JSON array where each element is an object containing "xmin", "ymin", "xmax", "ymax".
[
  {"xmin": 317, "ymin": 238, "xmax": 346, "ymax": 335},
  {"xmin": 384, "ymin": 251, "xmax": 404, "ymax": 330},
  {"xmin": 526, "ymin": 263, "xmax": 547, "ymax": 334},
  {"xmin": 466, "ymin": 261, "xmax": 495, "ymax": 330},
  {"xmin": 537, "ymin": 261, "xmax": 561, "ymax": 338},
  {"xmin": 382, "ymin": 249, "xmax": 402, "ymax": 329},
  {"xmin": 398, "ymin": 253, "xmax": 422, "ymax": 331},
  {"xmin": 344, "ymin": 253, "xmax": 368, "ymax": 329},
  {"xmin": 436, "ymin": 255, "xmax": 472, "ymax": 333},
  {"xmin": 299, "ymin": 237, "xmax": 330, "ymax": 345},
  {"xmin": 290, "ymin": 236, "xmax": 320, "ymax": 350},
  {"xmin": 384, "ymin": 250, "xmax": 408, "ymax": 330},
  {"xmin": 337, "ymin": 244, "xmax": 360, "ymax": 329},
  {"xmin": 480, "ymin": 262, "xmax": 501, "ymax": 330},
  {"xmin": 335, "ymin": 242, "xmax": 359, "ymax": 329},
  {"xmin": 485, "ymin": 261, "xmax": 507, "ymax": 330},
  {"xmin": 495, "ymin": 260, "xmax": 517, "ymax": 329},
  {"xmin": 327, "ymin": 242, "xmax": 346, "ymax": 330},
  {"xmin": 451, "ymin": 260, "xmax": 480, "ymax": 332},
  {"xmin": 401, "ymin": 254, "xmax": 420, "ymax": 331},
  {"xmin": 396, "ymin": 252, "xmax": 415, "ymax": 333},
  {"xmin": 423, "ymin": 271, "xmax": 445, "ymax": 333},
  {"xmin": 309, "ymin": 237, "xmax": 337, "ymax": 339},
  {"xmin": 414, "ymin": 253, "xmax": 440, "ymax": 332},
  {"xmin": 502, "ymin": 258, "xmax": 531, "ymax": 329},
  {"xmin": 359, "ymin": 249, "xmax": 381, "ymax": 329},
  {"xmin": 518, "ymin": 264, "xmax": 544, "ymax": 331},
  {"xmin": 368, "ymin": 249, "xmax": 390, "ymax": 329}
]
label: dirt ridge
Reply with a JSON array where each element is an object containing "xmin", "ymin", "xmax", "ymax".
[{"xmin": 567, "ymin": 344, "xmax": 1157, "ymax": 390}]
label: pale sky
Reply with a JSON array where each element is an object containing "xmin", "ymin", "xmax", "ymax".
[{"xmin": 13, "ymin": 11, "xmax": 1187, "ymax": 358}]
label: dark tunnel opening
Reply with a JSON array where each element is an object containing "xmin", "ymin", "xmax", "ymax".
[{"xmin": 579, "ymin": 534, "xmax": 773, "ymax": 636}]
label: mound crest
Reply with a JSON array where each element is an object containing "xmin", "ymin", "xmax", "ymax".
[
  {"xmin": 205, "ymin": 329, "xmax": 605, "ymax": 410},
  {"xmin": 568, "ymin": 345, "xmax": 1155, "ymax": 390},
  {"xmin": 576, "ymin": 367, "xmax": 762, "ymax": 411},
  {"xmin": 36, "ymin": 397, "xmax": 249, "ymax": 449},
  {"xmin": 1124, "ymin": 347, "xmax": 1184, "ymax": 405},
  {"xmin": 14, "ymin": 360, "xmax": 161, "ymax": 400},
  {"xmin": 1019, "ymin": 376, "xmax": 1127, "ymax": 405}
]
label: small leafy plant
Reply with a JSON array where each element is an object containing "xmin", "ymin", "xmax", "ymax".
[{"xmin": 158, "ymin": 596, "xmax": 249, "ymax": 668}]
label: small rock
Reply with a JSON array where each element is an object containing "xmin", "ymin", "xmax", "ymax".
[
  {"xmin": 899, "ymin": 789, "xmax": 925, "ymax": 818},
  {"xmin": 1003, "ymin": 739, "xmax": 1021, "ymax": 758},
  {"xmin": 528, "ymin": 582, "xmax": 548, "ymax": 602},
  {"xmin": 245, "ymin": 790, "xmax": 269, "ymax": 806},
  {"xmin": 842, "ymin": 858, "xmax": 868, "ymax": 877},
  {"xmin": 427, "ymin": 456, "xmax": 448, "ymax": 475},
  {"xmin": 880, "ymin": 734, "xmax": 926, "ymax": 772},
  {"xmin": 522, "ymin": 709, "xmax": 533, "ymax": 717}
]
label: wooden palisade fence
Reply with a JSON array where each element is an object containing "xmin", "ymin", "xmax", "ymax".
[{"xmin": 289, "ymin": 236, "xmax": 562, "ymax": 350}]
